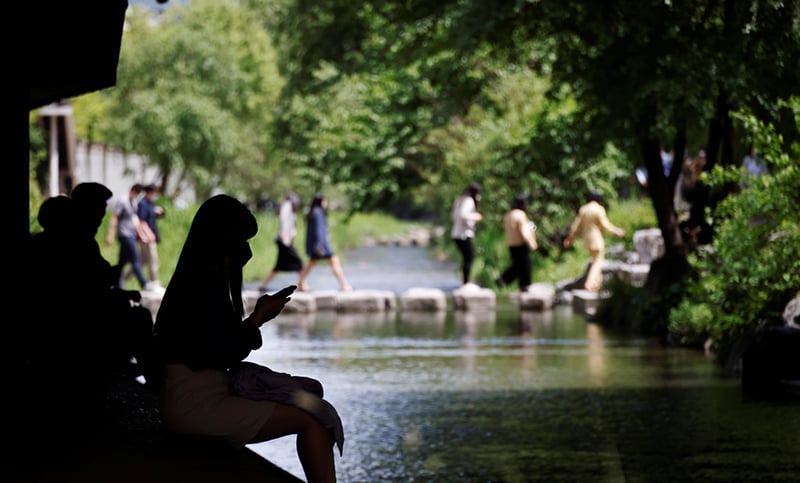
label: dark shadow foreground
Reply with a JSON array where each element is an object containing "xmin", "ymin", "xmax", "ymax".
[{"xmin": 15, "ymin": 375, "xmax": 303, "ymax": 483}]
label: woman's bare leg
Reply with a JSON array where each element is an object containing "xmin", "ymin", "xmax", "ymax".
[
  {"xmin": 250, "ymin": 404, "xmax": 336, "ymax": 483},
  {"xmin": 585, "ymin": 249, "xmax": 604, "ymax": 293},
  {"xmin": 329, "ymin": 255, "xmax": 351, "ymax": 291},
  {"xmin": 258, "ymin": 270, "xmax": 276, "ymax": 291},
  {"xmin": 298, "ymin": 260, "xmax": 317, "ymax": 291}
]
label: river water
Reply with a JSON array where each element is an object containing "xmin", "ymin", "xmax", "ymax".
[{"xmin": 244, "ymin": 245, "xmax": 799, "ymax": 482}]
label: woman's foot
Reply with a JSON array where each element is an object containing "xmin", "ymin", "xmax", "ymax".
[
  {"xmin": 298, "ymin": 282, "xmax": 310, "ymax": 292},
  {"xmin": 340, "ymin": 284, "xmax": 352, "ymax": 292}
]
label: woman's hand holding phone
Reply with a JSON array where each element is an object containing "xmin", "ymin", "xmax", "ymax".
[{"xmin": 250, "ymin": 285, "xmax": 296, "ymax": 327}]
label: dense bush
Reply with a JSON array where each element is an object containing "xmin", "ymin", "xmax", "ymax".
[{"xmin": 669, "ymin": 98, "xmax": 800, "ymax": 364}]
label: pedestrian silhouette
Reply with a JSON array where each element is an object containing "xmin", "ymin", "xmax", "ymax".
[
  {"xmin": 71, "ymin": 182, "xmax": 158, "ymax": 387},
  {"xmin": 23, "ymin": 183, "xmax": 158, "ymax": 447}
]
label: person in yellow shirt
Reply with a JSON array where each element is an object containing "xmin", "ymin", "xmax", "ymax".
[
  {"xmin": 563, "ymin": 190, "xmax": 625, "ymax": 293},
  {"xmin": 496, "ymin": 194, "xmax": 538, "ymax": 292}
]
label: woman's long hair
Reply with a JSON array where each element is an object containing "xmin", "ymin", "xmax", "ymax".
[
  {"xmin": 465, "ymin": 182, "xmax": 481, "ymax": 209},
  {"xmin": 307, "ymin": 193, "xmax": 325, "ymax": 222},
  {"xmin": 159, "ymin": 195, "xmax": 257, "ymax": 321}
]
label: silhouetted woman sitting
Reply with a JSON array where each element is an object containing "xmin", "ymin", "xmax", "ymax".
[{"xmin": 154, "ymin": 194, "xmax": 337, "ymax": 483}]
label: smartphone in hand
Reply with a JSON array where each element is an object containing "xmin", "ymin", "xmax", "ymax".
[{"xmin": 272, "ymin": 285, "xmax": 297, "ymax": 298}]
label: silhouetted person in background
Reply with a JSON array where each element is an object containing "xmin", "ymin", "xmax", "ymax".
[
  {"xmin": 22, "ymin": 194, "xmax": 87, "ymax": 452},
  {"xmin": 496, "ymin": 194, "xmax": 538, "ymax": 292},
  {"xmin": 258, "ymin": 192, "xmax": 303, "ymax": 292},
  {"xmin": 297, "ymin": 193, "xmax": 351, "ymax": 292},
  {"xmin": 22, "ymin": 183, "xmax": 157, "ymax": 449},
  {"xmin": 154, "ymin": 194, "xmax": 337, "ymax": 483},
  {"xmin": 71, "ymin": 182, "xmax": 158, "ymax": 387},
  {"xmin": 451, "ymin": 182, "xmax": 483, "ymax": 288}
]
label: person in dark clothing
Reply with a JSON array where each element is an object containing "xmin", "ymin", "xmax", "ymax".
[
  {"xmin": 22, "ymin": 183, "xmax": 157, "ymax": 446},
  {"xmin": 297, "ymin": 193, "xmax": 351, "ymax": 292},
  {"xmin": 496, "ymin": 194, "xmax": 538, "ymax": 291},
  {"xmin": 137, "ymin": 183, "xmax": 165, "ymax": 289},
  {"xmin": 106, "ymin": 183, "xmax": 149, "ymax": 290},
  {"xmin": 153, "ymin": 194, "xmax": 337, "ymax": 483}
]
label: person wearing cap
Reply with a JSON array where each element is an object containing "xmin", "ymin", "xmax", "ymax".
[
  {"xmin": 258, "ymin": 192, "xmax": 303, "ymax": 292},
  {"xmin": 496, "ymin": 194, "xmax": 538, "ymax": 292},
  {"xmin": 451, "ymin": 182, "xmax": 483, "ymax": 288},
  {"xmin": 563, "ymin": 190, "xmax": 625, "ymax": 293}
]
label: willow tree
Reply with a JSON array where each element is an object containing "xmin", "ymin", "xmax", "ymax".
[{"xmin": 96, "ymin": 0, "xmax": 286, "ymax": 202}]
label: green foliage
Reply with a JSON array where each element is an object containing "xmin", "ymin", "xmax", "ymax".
[
  {"xmin": 29, "ymin": 113, "xmax": 47, "ymax": 231},
  {"xmin": 669, "ymin": 98, "xmax": 800, "ymax": 358},
  {"xmin": 606, "ymin": 198, "xmax": 659, "ymax": 251},
  {"xmin": 82, "ymin": 0, "xmax": 286, "ymax": 202}
]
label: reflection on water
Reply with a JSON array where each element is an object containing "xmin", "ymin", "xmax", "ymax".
[{"xmin": 246, "ymin": 301, "xmax": 800, "ymax": 482}]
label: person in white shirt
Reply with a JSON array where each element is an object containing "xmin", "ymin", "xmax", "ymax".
[
  {"xmin": 258, "ymin": 193, "xmax": 303, "ymax": 292},
  {"xmin": 451, "ymin": 182, "xmax": 483, "ymax": 288}
]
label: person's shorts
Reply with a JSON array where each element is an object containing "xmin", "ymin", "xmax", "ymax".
[{"xmin": 161, "ymin": 364, "xmax": 277, "ymax": 448}]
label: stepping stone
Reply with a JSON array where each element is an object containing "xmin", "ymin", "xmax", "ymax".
[
  {"xmin": 510, "ymin": 283, "xmax": 556, "ymax": 311},
  {"xmin": 633, "ymin": 227, "xmax": 665, "ymax": 265},
  {"xmin": 336, "ymin": 290, "xmax": 397, "ymax": 313},
  {"xmin": 617, "ymin": 263, "xmax": 650, "ymax": 287},
  {"xmin": 571, "ymin": 289, "xmax": 607, "ymax": 317},
  {"xmin": 399, "ymin": 287, "xmax": 447, "ymax": 311},
  {"xmin": 452, "ymin": 286, "xmax": 496, "ymax": 311},
  {"xmin": 284, "ymin": 291, "xmax": 317, "ymax": 313},
  {"xmin": 243, "ymin": 289, "xmax": 317, "ymax": 314},
  {"xmin": 312, "ymin": 290, "xmax": 339, "ymax": 311}
]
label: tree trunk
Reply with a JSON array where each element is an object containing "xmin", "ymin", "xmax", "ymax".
[{"xmin": 635, "ymin": 105, "xmax": 692, "ymax": 340}]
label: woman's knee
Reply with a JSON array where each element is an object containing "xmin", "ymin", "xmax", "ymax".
[{"xmin": 251, "ymin": 403, "xmax": 318, "ymax": 442}]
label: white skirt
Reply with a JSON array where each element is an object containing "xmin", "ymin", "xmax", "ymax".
[{"xmin": 161, "ymin": 363, "xmax": 277, "ymax": 448}]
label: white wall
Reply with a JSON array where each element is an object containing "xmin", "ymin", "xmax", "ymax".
[{"xmin": 73, "ymin": 140, "xmax": 195, "ymax": 205}]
